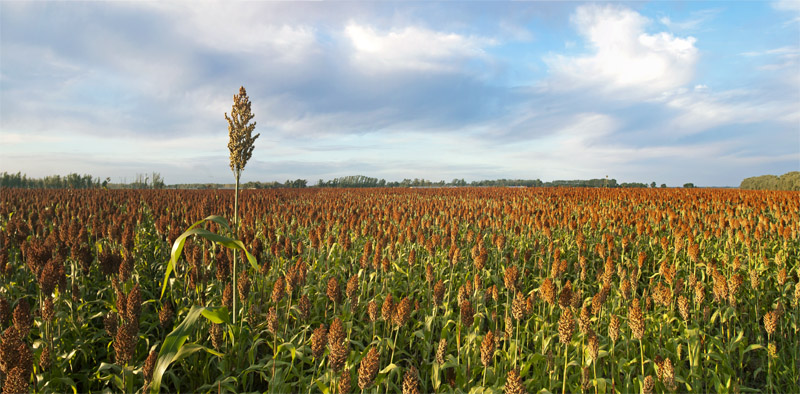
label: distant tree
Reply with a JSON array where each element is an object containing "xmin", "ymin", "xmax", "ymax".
[
  {"xmin": 650, "ymin": 182, "xmax": 656, "ymax": 188},
  {"xmin": 660, "ymin": 184, "xmax": 667, "ymax": 188},
  {"xmin": 741, "ymin": 171, "xmax": 800, "ymax": 190},
  {"xmin": 152, "ymin": 172, "xmax": 165, "ymax": 189},
  {"xmin": 683, "ymin": 183, "xmax": 695, "ymax": 188}
]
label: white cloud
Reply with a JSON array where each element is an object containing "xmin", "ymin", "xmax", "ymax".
[
  {"xmin": 774, "ymin": 0, "xmax": 800, "ymax": 12},
  {"xmin": 344, "ymin": 23, "xmax": 495, "ymax": 73},
  {"xmin": 655, "ymin": 86, "xmax": 800, "ymax": 135},
  {"xmin": 742, "ymin": 46, "xmax": 800, "ymax": 70},
  {"xmin": 658, "ymin": 9, "xmax": 720, "ymax": 31},
  {"xmin": 773, "ymin": 0, "xmax": 800, "ymax": 24},
  {"xmin": 143, "ymin": 3, "xmax": 319, "ymax": 63},
  {"xmin": 546, "ymin": 4, "xmax": 698, "ymax": 99}
]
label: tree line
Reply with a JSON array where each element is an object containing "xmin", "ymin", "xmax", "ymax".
[
  {"xmin": 0, "ymin": 172, "xmax": 103, "ymax": 189},
  {"xmin": 0, "ymin": 172, "xmax": 166, "ymax": 189},
  {"xmin": 740, "ymin": 171, "xmax": 800, "ymax": 191},
  {"xmin": 314, "ymin": 176, "xmax": 668, "ymax": 189},
  {"xmin": 1, "ymin": 171, "xmax": 701, "ymax": 190}
]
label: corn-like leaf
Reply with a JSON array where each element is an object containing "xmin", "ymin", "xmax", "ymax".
[
  {"xmin": 149, "ymin": 305, "xmax": 230, "ymax": 394},
  {"xmin": 160, "ymin": 216, "xmax": 257, "ymax": 300}
]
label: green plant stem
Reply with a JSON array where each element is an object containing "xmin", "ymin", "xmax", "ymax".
[
  {"xmin": 233, "ymin": 174, "xmax": 239, "ymax": 325},
  {"xmin": 562, "ymin": 343, "xmax": 569, "ymax": 394},
  {"xmin": 390, "ymin": 326, "xmax": 400, "ymax": 366},
  {"xmin": 515, "ymin": 318, "xmax": 520, "ymax": 368},
  {"xmin": 639, "ymin": 338, "xmax": 645, "ymax": 379}
]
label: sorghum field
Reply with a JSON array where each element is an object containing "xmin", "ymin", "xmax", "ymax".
[{"xmin": 0, "ymin": 187, "xmax": 798, "ymax": 394}]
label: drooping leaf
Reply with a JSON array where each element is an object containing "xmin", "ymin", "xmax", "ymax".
[{"xmin": 149, "ymin": 305, "xmax": 229, "ymax": 394}]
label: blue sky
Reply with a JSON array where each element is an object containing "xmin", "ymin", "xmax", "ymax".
[{"xmin": 1, "ymin": 1, "xmax": 798, "ymax": 186}]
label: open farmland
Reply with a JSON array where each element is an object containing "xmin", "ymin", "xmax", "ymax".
[{"xmin": 0, "ymin": 187, "xmax": 798, "ymax": 393}]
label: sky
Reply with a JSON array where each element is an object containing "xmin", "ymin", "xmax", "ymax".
[{"xmin": 1, "ymin": 1, "xmax": 798, "ymax": 187}]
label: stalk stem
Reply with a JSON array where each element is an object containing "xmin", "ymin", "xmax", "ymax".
[
  {"xmin": 233, "ymin": 174, "xmax": 239, "ymax": 324},
  {"xmin": 562, "ymin": 343, "xmax": 569, "ymax": 394}
]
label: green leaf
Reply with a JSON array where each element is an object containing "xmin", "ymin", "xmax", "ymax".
[
  {"xmin": 160, "ymin": 216, "xmax": 257, "ymax": 300},
  {"xmin": 432, "ymin": 363, "xmax": 441, "ymax": 391},
  {"xmin": 150, "ymin": 305, "xmax": 226, "ymax": 394},
  {"xmin": 380, "ymin": 363, "xmax": 399, "ymax": 375},
  {"xmin": 743, "ymin": 344, "xmax": 763, "ymax": 353},
  {"xmin": 201, "ymin": 307, "xmax": 231, "ymax": 325}
]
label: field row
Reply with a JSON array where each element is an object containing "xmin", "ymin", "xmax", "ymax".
[{"xmin": 0, "ymin": 187, "xmax": 797, "ymax": 393}]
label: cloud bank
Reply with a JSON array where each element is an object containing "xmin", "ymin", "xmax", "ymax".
[{"xmin": 0, "ymin": 2, "xmax": 797, "ymax": 186}]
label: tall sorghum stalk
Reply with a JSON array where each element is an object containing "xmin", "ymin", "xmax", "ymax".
[{"xmin": 226, "ymin": 85, "xmax": 260, "ymax": 324}]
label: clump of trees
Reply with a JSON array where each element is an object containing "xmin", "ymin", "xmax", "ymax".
[
  {"xmin": 740, "ymin": 171, "xmax": 799, "ymax": 191},
  {"xmin": 244, "ymin": 179, "xmax": 307, "ymax": 189},
  {"xmin": 128, "ymin": 172, "xmax": 166, "ymax": 189},
  {"xmin": 0, "ymin": 172, "xmax": 167, "ymax": 189},
  {"xmin": 0, "ymin": 172, "xmax": 102, "ymax": 189},
  {"xmin": 316, "ymin": 175, "xmax": 384, "ymax": 188}
]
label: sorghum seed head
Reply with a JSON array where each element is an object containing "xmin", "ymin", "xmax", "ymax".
[
  {"xmin": 579, "ymin": 306, "xmax": 591, "ymax": 334},
  {"xmin": 628, "ymin": 299, "xmax": 645, "ymax": 340},
  {"xmin": 209, "ymin": 323, "xmax": 223, "ymax": 351},
  {"xmin": 358, "ymin": 347, "xmax": 380, "ymax": 389},
  {"xmin": 338, "ymin": 369, "xmax": 352, "ymax": 394},
  {"xmin": 114, "ymin": 320, "xmax": 138, "ymax": 365},
  {"xmin": 433, "ymin": 280, "xmax": 445, "ymax": 306},
  {"xmin": 272, "ymin": 276, "xmax": 286, "ymax": 303},
  {"xmin": 237, "ymin": 269, "xmax": 251, "ymax": 301},
  {"xmin": 346, "ymin": 275, "xmax": 359, "ymax": 306},
  {"xmin": 480, "ymin": 330, "xmax": 496, "ymax": 367},
  {"xmin": 382, "ymin": 294, "xmax": 395, "ymax": 322},
  {"xmin": 764, "ymin": 310, "xmax": 779, "ymax": 336},
  {"xmin": 367, "ymin": 299, "xmax": 379, "ymax": 322},
  {"xmin": 511, "ymin": 292, "xmax": 527, "ymax": 320},
  {"xmin": 558, "ymin": 310, "xmax": 575, "ymax": 344},
  {"xmin": 504, "ymin": 368, "xmax": 526, "ymax": 394},
  {"xmin": 329, "ymin": 340, "xmax": 349, "ymax": 372},
  {"xmin": 660, "ymin": 357, "xmax": 676, "ymax": 391},
  {"xmin": 125, "ymin": 284, "xmax": 142, "ymax": 324},
  {"xmin": 402, "ymin": 365, "xmax": 421, "ymax": 394},
  {"xmin": 143, "ymin": 349, "xmax": 157, "ymax": 383},
  {"xmin": 642, "ymin": 376, "xmax": 655, "ymax": 394},
  {"xmin": 504, "ymin": 265, "xmax": 519, "ymax": 293},
  {"xmin": 587, "ymin": 329, "xmax": 599, "ymax": 363},
  {"xmin": 558, "ymin": 281, "xmax": 572, "ymax": 310},
  {"xmin": 541, "ymin": 278, "xmax": 556, "ymax": 306},
  {"xmin": 13, "ymin": 299, "xmax": 32, "ymax": 338},
  {"xmin": 609, "ymin": 315, "xmax": 620, "ymax": 342},
  {"xmin": 222, "ymin": 283, "xmax": 233, "ymax": 309},
  {"xmin": 0, "ymin": 296, "xmax": 10, "ymax": 326},
  {"xmin": 41, "ymin": 296, "xmax": 54, "ymax": 322},
  {"xmin": 3, "ymin": 366, "xmax": 29, "ymax": 394},
  {"xmin": 678, "ymin": 295, "xmax": 689, "ymax": 321},
  {"xmin": 460, "ymin": 300, "xmax": 474, "ymax": 328},
  {"xmin": 581, "ymin": 367, "xmax": 592, "ymax": 391},
  {"xmin": 425, "ymin": 263, "xmax": 434, "ymax": 284},
  {"xmin": 298, "ymin": 294, "xmax": 311, "ymax": 321},
  {"xmin": 328, "ymin": 318, "xmax": 346, "ymax": 349},
  {"xmin": 394, "ymin": 297, "xmax": 412, "ymax": 327},
  {"xmin": 159, "ymin": 303, "xmax": 174, "ymax": 329},
  {"xmin": 327, "ymin": 276, "xmax": 341, "ymax": 304},
  {"xmin": 436, "ymin": 338, "xmax": 447, "ymax": 364},
  {"xmin": 311, "ymin": 324, "xmax": 327, "ymax": 359},
  {"xmin": 17, "ymin": 342, "xmax": 32, "ymax": 379},
  {"xmin": 104, "ymin": 312, "xmax": 118, "ymax": 337},
  {"xmin": 39, "ymin": 343, "xmax": 52, "ymax": 371},
  {"xmin": 267, "ymin": 306, "xmax": 279, "ymax": 335}
]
